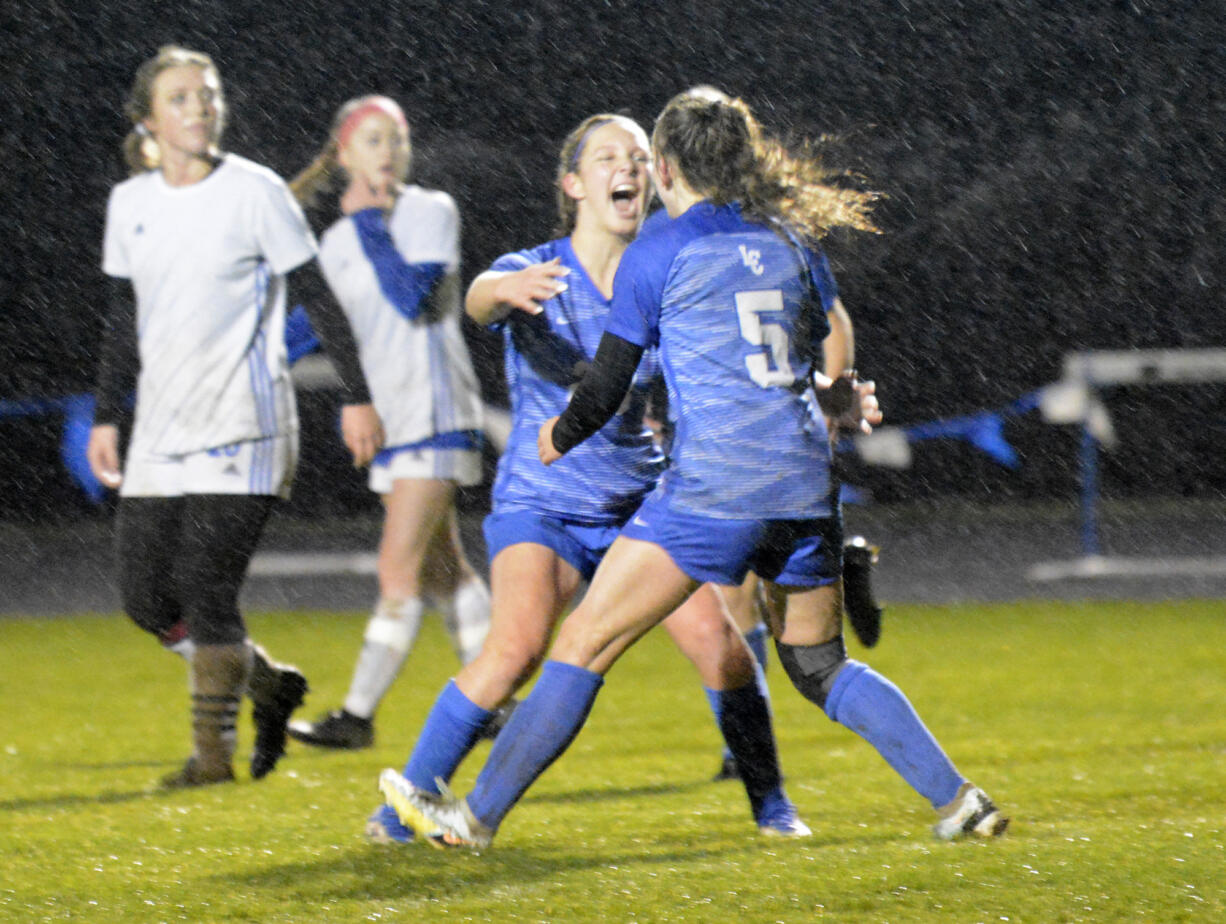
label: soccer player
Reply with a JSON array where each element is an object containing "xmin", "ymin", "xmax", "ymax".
[
  {"xmin": 369, "ymin": 112, "xmax": 806, "ymax": 844},
  {"xmin": 283, "ymin": 96, "xmax": 492, "ymax": 751},
  {"xmin": 382, "ymin": 89, "xmax": 1008, "ymax": 848},
  {"xmin": 87, "ymin": 46, "xmax": 382, "ymax": 788}
]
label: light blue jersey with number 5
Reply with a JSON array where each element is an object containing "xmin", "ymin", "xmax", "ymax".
[{"xmin": 606, "ymin": 201, "xmax": 838, "ymax": 519}]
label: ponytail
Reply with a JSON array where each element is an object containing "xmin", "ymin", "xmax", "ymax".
[
  {"xmin": 653, "ymin": 89, "xmax": 879, "ymax": 241},
  {"xmin": 122, "ymin": 124, "xmax": 162, "ymax": 174},
  {"xmin": 288, "ymin": 141, "xmax": 341, "ymax": 209}
]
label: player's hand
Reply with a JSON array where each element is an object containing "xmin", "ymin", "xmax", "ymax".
[
  {"xmin": 495, "ymin": 259, "xmax": 569, "ymax": 316},
  {"xmin": 814, "ymin": 370, "xmax": 881, "ymax": 438},
  {"xmin": 86, "ymin": 424, "xmax": 123, "ymax": 489},
  {"xmin": 340, "ymin": 178, "xmax": 398, "ymax": 215},
  {"xmin": 537, "ymin": 416, "xmax": 563, "ymax": 466},
  {"xmin": 341, "ymin": 403, "xmax": 385, "ymax": 467}
]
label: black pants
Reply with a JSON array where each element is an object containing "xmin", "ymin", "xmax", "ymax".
[{"xmin": 116, "ymin": 495, "xmax": 276, "ymax": 646}]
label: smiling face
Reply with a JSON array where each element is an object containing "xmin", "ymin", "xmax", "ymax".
[
  {"xmin": 143, "ymin": 64, "xmax": 223, "ymax": 165},
  {"xmin": 563, "ymin": 118, "xmax": 652, "ymax": 239},
  {"xmin": 337, "ymin": 110, "xmax": 411, "ymax": 194}
]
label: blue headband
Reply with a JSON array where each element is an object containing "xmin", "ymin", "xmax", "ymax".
[{"xmin": 570, "ymin": 117, "xmax": 617, "ymax": 168}]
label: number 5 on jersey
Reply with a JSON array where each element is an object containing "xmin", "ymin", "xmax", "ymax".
[{"xmin": 735, "ymin": 289, "xmax": 795, "ymax": 388}]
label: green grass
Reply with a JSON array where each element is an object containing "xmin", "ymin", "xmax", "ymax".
[{"xmin": 2, "ymin": 600, "xmax": 1224, "ymax": 922}]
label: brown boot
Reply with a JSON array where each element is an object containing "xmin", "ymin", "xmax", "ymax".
[
  {"xmin": 246, "ymin": 642, "xmax": 309, "ymax": 780},
  {"xmin": 161, "ymin": 643, "xmax": 251, "ymax": 789}
]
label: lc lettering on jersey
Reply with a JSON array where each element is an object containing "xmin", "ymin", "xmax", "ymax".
[{"xmin": 739, "ymin": 244, "xmax": 764, "ymax": 276}]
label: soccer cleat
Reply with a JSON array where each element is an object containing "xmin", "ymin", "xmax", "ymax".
[
  {"xmin": 843, "ymin": 536, "xmax": 883, "ymax": 648},
  {"xmin": 160, "ymin": 756, "xmax": 235, "ymax": 790},
  {"xmin": 286, "ymin": 709, "xmax": 373, "ymax": 750},
  {"xmin": 365, "ymin": 803, "xmax": 415, "ymax": 844},
  {"xmin": 712, "ymin": 754, "xmax": 740, "ymax": 782},
  {"xmin": 755, "ymin": 791, "xmax": 812, "ymax": 838},
  {"xmin": 478, "ymin": 697, "xmax": 519, "ymax": 742},
  {"xmin": 378, "ymin": 769, "xmax": 493, "ymax": 850},
  {"xmin": 250, "ymin": 666, "xmax": 309, "ymax": 779},
  {"xmin": 933, "ymin": 782, "xmax": 1010, "ymax": 840}
]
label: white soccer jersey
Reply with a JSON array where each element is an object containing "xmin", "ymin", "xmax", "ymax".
[
  {"xmin": 102, "ymin": 154, "xmax": 316, "ymax": 456},
  {"xmin": 317, "ymin": 185, "xmax": 482, "ymax": 447}
]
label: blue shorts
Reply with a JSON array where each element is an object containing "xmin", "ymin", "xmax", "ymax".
[
  {"xmin": 483, "ymin": 509, "xmax": 622, "ymax": 581},
  {"xmin": 619, "ymin": 493, "xmax": 843, "ymax": 587}
]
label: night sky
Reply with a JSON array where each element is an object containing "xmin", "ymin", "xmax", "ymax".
[{"xmin": 3, "ymin": 0, "xmax": 1224, "ymax": 516}]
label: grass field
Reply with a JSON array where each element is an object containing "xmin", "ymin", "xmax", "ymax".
[{"xmin": 2, "ymin": 599, "xmax": 1224, "ymax": 922}]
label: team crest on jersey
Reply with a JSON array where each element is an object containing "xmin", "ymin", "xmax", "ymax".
[{"xmin": 739, "ymin": 244, "xmax": 764, "ymax": 276}]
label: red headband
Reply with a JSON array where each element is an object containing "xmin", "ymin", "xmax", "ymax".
[{"xmin": 335, "ymin": 97, "xmax": 409, "ymax": 149}]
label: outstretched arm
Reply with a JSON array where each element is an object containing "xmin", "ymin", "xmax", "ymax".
[
  {"xmin": 466, "ymin": 259, "xmax": 569, "ymax": 326},
  {"xmin": 538, "ymin": 331, "xmax": 644, "ymax": 464}
]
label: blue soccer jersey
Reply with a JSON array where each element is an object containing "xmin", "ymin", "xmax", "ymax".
[
  {"xmin": 488, "ymin": 238, "xmax": 665, "ymax": 523},
  {"xmin": 606, "ymin": 201, "xmax": 838, "ymax": 519}
]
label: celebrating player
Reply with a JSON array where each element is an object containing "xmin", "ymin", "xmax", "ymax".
[
  {"xmin": 382, "ymin": 89, "xmax": 1008, "ymax": 848},
  {"xmin": 87, "ymin": 46, "xmax": 382, "ymax": 787},
  {"xmin": 284, "ymin": 96, "xmax": 492, "ymax": 752},
  {"xmin": 370, "ymin": 112, "xmax": 806, "ymax": 843}
]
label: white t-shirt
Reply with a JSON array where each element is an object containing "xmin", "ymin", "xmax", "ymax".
[
  {"xmin": 102, "ymin": 153, "xmax": 316, "ymax": 455},
  {"xmin": 317, "ymin": 185, "xmax": 482, "ymax": 447}
]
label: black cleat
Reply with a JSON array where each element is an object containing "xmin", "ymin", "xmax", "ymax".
[
  {"xmin": 250, "ymin": 667, "xmax": 309, "ymax": 779},
  {"xmin": 712, "ymin": 754, "xmax": 740, "ymax": 782},
  {"xmin": 843, "ymin": 536, "xmax": 884, "ymax": 648},
  {"xmin": 160, "ymin": 756, "xmax": 235, "ymax": 790},
  {"xmin": 286, "ymin": 708, "xmax": 374, "ymax": 750}
]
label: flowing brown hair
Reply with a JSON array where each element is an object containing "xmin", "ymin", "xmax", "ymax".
[
  {"xmin": 121, "ymin": 45, "xmax": 225, "ymax": 175},
  {"xmin": 652, "ymin": 88, "xmax": 879, "ymax": 241}
]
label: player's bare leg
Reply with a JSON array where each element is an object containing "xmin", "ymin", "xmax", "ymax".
[
  {"xmin": 290, "ymin": 478, "xmax": 454, "ymax": 750},
  {"xmin": 707, "ymin": 573, "xmax": 771, "ymax": 781},
  {"xmin": 767, "ymin": 580, "xmax": 1008, "ymax": 839}
]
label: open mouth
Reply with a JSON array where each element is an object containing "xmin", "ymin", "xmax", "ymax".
[{"xmin": 611, "ymin": 184, "xmax": 640, "ymax": 216}]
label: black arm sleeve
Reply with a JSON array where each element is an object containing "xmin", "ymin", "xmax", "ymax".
[
  {"xmin": 93, "ymin": 277, "xmax": 139, "ymax": 426},
  {"xmin": 550, "ymin": 331, "xmax": 645, "ymax": 455},
  {"xmin": 288, "ymin": 261, "xmax": 372, "ymax": 405}
]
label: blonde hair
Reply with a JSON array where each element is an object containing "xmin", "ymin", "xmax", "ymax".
[
  {"xmin": 290, "ymin": 95, "xmax": 411, "ymax": 209},
  {"xmin": 552, "ymin": 113, "xmax": 646, "ymax": 237},
  {"xmin": 122, "ymin": 45, "xmax": 224, "ymax": 175},
  {"xmin": 652, "ymin": 89, "xmax": 879, "ymax": 241}
]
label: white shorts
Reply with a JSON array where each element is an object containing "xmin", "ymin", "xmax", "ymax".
[
  {"xmin": 120, "ymin": 434, "xmax": 297, "ymax": 499},
  {"xmin": 368, "ymin": 446, "xmax": 483, "ymax": 494}
]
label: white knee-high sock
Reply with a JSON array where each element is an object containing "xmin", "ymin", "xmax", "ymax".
[
  {"xmin": 438, "ymin": 578, "xmax": 491, "ymax": 665},
  {"xmin": 343, "ymin": 598, "xmax": 423, "ymax": 719}
]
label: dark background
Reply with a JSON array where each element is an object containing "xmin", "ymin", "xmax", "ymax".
[{"xmin": 3, "ymin": 0, "xmax": 1224, "ymax": 522}]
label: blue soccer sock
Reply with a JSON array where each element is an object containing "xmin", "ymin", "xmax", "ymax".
[
  {"xmin": 466, "ymin": 660, "xmax": 603, "ymax": 831},
  {"xmin": 705, "ymin": 677, "xmax": 784, "ymax": 819},
  {"xmin": 403, "ymin": 680, "xmax": 494, "ymax": 794},
  {"xmin": 825, "ymin": 661, "xmax": 965, "ymax": 809},
  {"xmin": 743, "ymin": 622, "xmax": 770, "ymax": 673}
]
